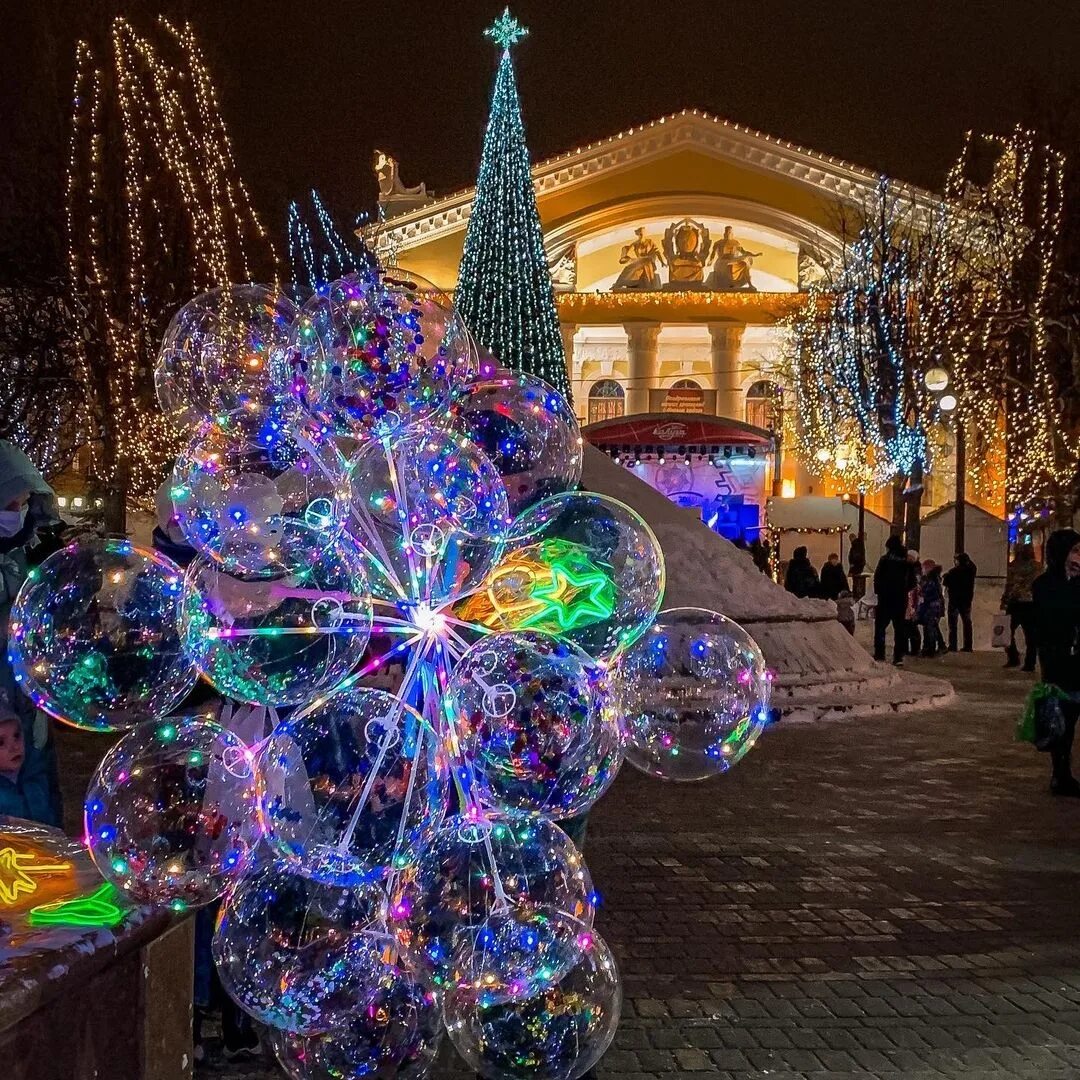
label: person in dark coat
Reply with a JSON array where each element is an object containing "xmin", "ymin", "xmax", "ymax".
[
  {"xmin": 942, "ymin": 552, "xmax": 977, "ymax": 652},
  {"xmin": 784, "ymin": 546, "xmax": 819, "ymax": 598},
  {"xmin": 918, "ymin": 561, "xmax": 946, "ymax": 657},
  {"xmin": 847, "ymin": 532, "xmax": 868, "ymax": 598},
  {"xmin": 1031, "ymin": 529, "xmax": 1080, "ymax": 797},
  {"xmin": 819, "ymin": 553, "xmax": 849, "ymax": 601},
  {"xmin": 1000, "ymin": 544, "xmax": 1040, "ymax": 670},
  {"xmin": 873, "ymin": 535, "xmax": 917, "ymax": 664}
]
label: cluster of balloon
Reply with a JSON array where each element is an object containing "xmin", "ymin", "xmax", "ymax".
[{"xmin": 6, "ymin": 268, "xmax": 773, "ymax": 1079}]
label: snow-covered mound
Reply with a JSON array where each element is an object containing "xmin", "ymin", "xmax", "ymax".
[{"xmin": 582, "ymin": 447, "xmax": 953, "ymax": 719}]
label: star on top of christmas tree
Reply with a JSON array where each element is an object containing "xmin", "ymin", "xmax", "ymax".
[{"xmin": 485, "ymin": 8, "xmax": 528, "ymax": 52}]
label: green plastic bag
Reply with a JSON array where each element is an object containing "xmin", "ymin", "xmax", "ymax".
[{"xmin": 1016, "ymin": 682, "xmax": 1070, "ymax": 747}]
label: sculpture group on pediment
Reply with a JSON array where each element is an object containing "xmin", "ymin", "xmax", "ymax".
[
  {"xmin": 611, "ymin": 221, "xmax": 760, "ymax": 292},
  {"xmin": 613, "ymin": 227, "xmax": 666, "ymax": 290}
]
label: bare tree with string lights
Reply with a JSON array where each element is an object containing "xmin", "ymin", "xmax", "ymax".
[
  {"xmin": 942, "ymin": 128, "xmax": 1079, "ymax": 522},
  {"xmin": 66, "ymin": 17, "xmax": 278, "ymax": 530},
  {"xmin": 777, "ymin": 177, "xmax": 957, "ymax": 548}
]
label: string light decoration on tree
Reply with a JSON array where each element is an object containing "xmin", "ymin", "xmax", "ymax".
[
  {"xmin": 940, "ymin": 129, "xmax": 1076, "ymax": 514},
  {"xmin": 0, "ymin": 282, "xmax": 83, "ymax": 479},
  {"xmin": 287, "ymin": 190, "xmax": 374, "ymax": 301},
  {"xmin": 777, "ymin": 178, "xmax": 954, "ymax": 541},
  {"xmin": 454, "ymin": 9, "xmax": 572, "ymax": 401},
  {"xmin": 782, "ymin": 133, "xmax": 1076, "ymax": 527},
  {"xmin": 66, "ymin": 18, "xmax": 277, "ymax": 525}
]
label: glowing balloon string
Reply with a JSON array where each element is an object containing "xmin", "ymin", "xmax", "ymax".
[
  {"xmin": 381, "ymin": 436, "xmax": 424, "ymax": 601},
  {"xmin": 334, "ymin": 717, "xmax": 401, "ymax": 857},
  {"xmin": 291, "ymin": 426, "xmax": 406, "ymax": 599}
]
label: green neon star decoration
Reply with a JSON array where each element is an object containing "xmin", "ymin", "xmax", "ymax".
[
  {"xmin": 28, "ymin": 882, "xmax": 127, "ymax": 929},
  {"xmin": 485, "ymin": 8, "xmax": 528, "ymax": 51},
  {"xmin": 520, "ymin": 552, "xmax": 616, "ymax": 633}
]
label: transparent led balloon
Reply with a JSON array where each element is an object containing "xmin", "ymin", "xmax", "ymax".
[
  {"xmin": 460, "ymin": 491, "xmax": 665, "ymax": 661},
  {"xmin": 389, "ymin": 814, "xmax": 594, "ymax": 989},
  {"xmin": 213, "ymin": 862, "xmax": 385, "ymax": 1035},
  {"xmin": 84, "ymin": 715, "xmax": 259, "ymax": 909},
  {"xmin": 7, "ymin": 539, "xmax": 197, "ymax": 732},
  {"xmin": 451, "ymin": 370, "xmax": 583, "ymax": 516},
  {"xmin": 619, "ymin": 607, "xmax": 771, "ymax": 781},
  {"xmin": 179, "ymin": 521, "xmax": 372, "ymax": 707},
  {"xmin": 447, "ymin": 632, "xmax": 622, "ymax": 819},
  {"xmin": 350, "ymin": 422, "xmax": 511, "ymax": 604},
  {"xmin": 444, "ymin": 909, "xmax": 621, "ymax": 1080},
  {"xmin": 170, "ymin": 425, "xmax": 350, "ymax": 576},
  {"xmin": 289, "ymin": 270, "xmax": 472, "ymax": 440},
  {"xmin": 155, "ymin": 283, "xmax": 298, "ymax": 439},
  {"xmin": 271, "ymin": 963, "xmax": 443, "ymax": 1080},
  {"xmin": 260, "ymin": 688, "xmax": 447, "ymax": 886}
]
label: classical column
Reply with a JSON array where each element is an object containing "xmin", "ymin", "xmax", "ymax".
[
  {"xmin": 623, "ymin": 322, "xmax": 661, "ymax": 417},
  {"xmin": 708, "ymin": 322, "xmax": 746, "ymax": 421}
]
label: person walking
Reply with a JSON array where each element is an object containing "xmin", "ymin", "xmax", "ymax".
[
  {"xmin": 917, "ymin": 561, "xmax": 946, "ymax": 657},
  {"xmin": 942, "ymin": 552, "xmax": 977, "ymax": 653},
  {"xmin": 1030, "ymin": 529, "xmax": 1080, "ymax": 797},
  {"xmin": 1000, "ymin": 543, "xmax": 1040, "ymax": 670},
  {"xmin": 783, "ymin": 545, "xmax": 819, "ymax": 599},
  {"xmin": 847, "ymin": 531, "xmax": 867, "ymax": 598},
  {"xmin": 873, "ymin": 535, "xmax": 917, "ymax": 665},
  {"xmin": 819, "ymin": 552, "xmax": 849, "ymax": 601}
]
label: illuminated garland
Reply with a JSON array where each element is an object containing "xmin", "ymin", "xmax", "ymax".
[
  {"xmin": 454, "ymin": 10, "xmax": 572, "ymax": 401},
  {"xmin": 287, "ymin": 190, "xmax": 373, "ymax": 300},
  {"xmin": 66, "ymin": 17, "xmax": 277, "ymax": 506},
  {"xmin": 777, "ymin": 177, "xmax": 946, "ymax": 494},
  {"xmin": 941, "ymin": 129, "xmax": 1075, "ymax": 511}
]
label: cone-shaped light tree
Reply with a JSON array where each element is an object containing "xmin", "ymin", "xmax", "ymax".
[{"xmin": 455, "ymin": 9, "xmax": 572, "ymax": 400}]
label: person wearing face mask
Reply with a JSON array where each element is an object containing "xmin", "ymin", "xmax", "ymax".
[
  {"xmin": 0, "ymin": 440, "xmax": 63, "ymax": 825},
  {"xmin": 1031, "ymin": 528, "xmax": 1080, "ymax": 797}
]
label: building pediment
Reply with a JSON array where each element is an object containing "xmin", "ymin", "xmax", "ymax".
[{"xmin": 365, "ymin": 109, "xmax": 937, "ymax": 274}]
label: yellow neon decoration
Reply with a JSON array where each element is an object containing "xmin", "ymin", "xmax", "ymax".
[{"xmin": 0, "ymin": 847, "xmax": 74, "ymax": 906}]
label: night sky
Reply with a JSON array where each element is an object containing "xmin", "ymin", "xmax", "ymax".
[{"xmin": 3, "ymin": 0, "xmax": 1079, "ymax": 259}]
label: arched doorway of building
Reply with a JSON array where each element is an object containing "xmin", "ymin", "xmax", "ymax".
[{"xmin": 588, "ymin": 379, "xmax": 625, "ymax": 425}]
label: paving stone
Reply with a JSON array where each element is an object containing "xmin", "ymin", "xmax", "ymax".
[{"xmin": 171, "ymin": 653, "xmax": 1080, "ymax": 1080}]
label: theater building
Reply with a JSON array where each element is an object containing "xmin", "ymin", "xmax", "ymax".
[{"xmin": 366, "ymin": 110, "xmax": 985, "ymax": 544}]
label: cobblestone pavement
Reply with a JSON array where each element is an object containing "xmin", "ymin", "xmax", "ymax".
[{"xmin": 62, "ymin": 649, "xmax": 1080, "ymax": 1080}]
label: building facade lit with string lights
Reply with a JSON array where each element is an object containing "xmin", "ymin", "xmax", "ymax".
[{"xmin": 364, "ymin": 111, "xmax": 1008, "ymax": 561}]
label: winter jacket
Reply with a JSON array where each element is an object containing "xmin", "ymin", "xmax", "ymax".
[
  {"xmin": 1000, "ymin": 556, "xmax": 1041, "ymax": 608},
  {"xmin": 942, "ymin": 558, "xmax": 977, "ymax": 609},
  {"xmin": 1031, "ymin": 530, "xmax": 1080, "ymax": 693},
  {"xmin": 1032, "ymin": 573, "xmax": 1080, "ymax": 692},
  {"xmin": 917, "ymin": 573, "xmax": 945, "ymax": 624},
  {"xmin": 784, "ymin": 556, "xmax": 820, "ymax": 599},
  {"xmin": 820, "ymin": 562, "xmax": 850, "ymax": 601},
  {"xmin": 874, "ymin": 546, "xmax": 917, "ymax": 616},
  {"xmin": 0, "ymin": 755, "xmax": 63, "ymax": 827},
  {"xmin": 848, "ymin": 537, "xmax": 866, "ymax": 576}
]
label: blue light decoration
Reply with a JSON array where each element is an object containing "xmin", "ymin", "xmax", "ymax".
[
  {"xmin": 287, "ymin": 190, "xmax": 375, "ymax": 301},
  {"xmin": 454, "ymin": 9, "xmax": 573, "ymax": 401},
  {"xmin": 780, "ymin": 176, "xmax": 943, "ymax": 495}
]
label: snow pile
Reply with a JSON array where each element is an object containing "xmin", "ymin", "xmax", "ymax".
[{"xmin": 582, "ymin": 447, "xmax": 952, "ymax": 714}]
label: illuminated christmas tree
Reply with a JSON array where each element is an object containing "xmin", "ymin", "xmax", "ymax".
[{"xmin": 455, "ymin": 9, "xmax": 571, "ymax": 400}]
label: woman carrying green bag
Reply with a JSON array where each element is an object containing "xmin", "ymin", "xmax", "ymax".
[{"xmin": 1029, "ymin": 529, "xmax": 1080, "ymax": 797}]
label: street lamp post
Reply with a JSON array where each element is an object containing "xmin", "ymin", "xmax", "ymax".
[{"xmin": 924, "ymin": 366, "xmax": 963, "ymax": 555}]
